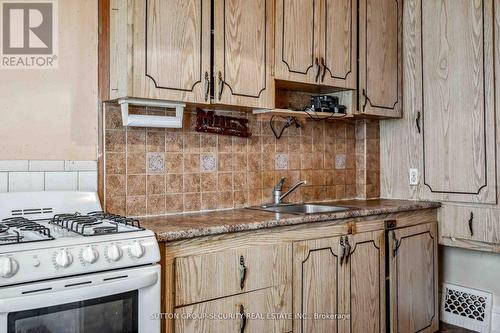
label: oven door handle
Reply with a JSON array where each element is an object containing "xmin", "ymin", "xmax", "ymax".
[{"xmin": 0, "ymin": 271, "xmax": 158, "ymax": 312}]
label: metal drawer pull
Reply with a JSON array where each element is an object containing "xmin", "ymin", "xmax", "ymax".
[
  {"xmin": 344, "ymin": 237, "xmax": 351, "ymax": 264},
  {"xmin": 468, "ymin": 212, "xmax": 474, "ymax": 237},
  {"xmin": 392, "ymin": 232, "xmax": 399, "ymax": 257},
  {"xmin": 204, "ymin": 71, "xmax": 210, "ymax": 102},
  {"xmin": 239, "ymin": 304, "xmax": 247, "ymax": 333},
  {"xmin": 321, "ymin": 57, "xmax": 327, "ymax": 82},
  {"xmin": 315, "ymin": 57, "xmax": 321, "ymax": 82},
  {"xmin": 340, "ymin": 236, "xmax": 346, "ymax": 266},
  {"xmin": 239, "ymin": 255, "xmax": 247, "ymax": 290},
  {"xmin": 416, "ymin": 112, "xmax": 421, "ymax": 133},
  {"xmin": 217, "ymin": 71, "xmax": 224, "ymax": 100}
]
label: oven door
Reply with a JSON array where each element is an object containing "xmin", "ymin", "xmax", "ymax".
[{"xmin": 0, "ymin": 264, "xmax": 160, "ymax": 333}]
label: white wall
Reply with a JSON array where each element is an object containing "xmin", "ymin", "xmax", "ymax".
[
  {"xmin": 0, "ymin": 0, "xmax": 98, "ymax": 161},
  {"xmin": 440, "ymin": 246, "xmax": 500, "ymax": 302}
]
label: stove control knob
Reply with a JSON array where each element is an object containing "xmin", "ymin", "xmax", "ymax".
[
  {"xmin": 55, "ymin": 250, "xmax": 73, "ymax": 268},
  {"xmin": 82, "ymin": 246, "xmax": 99, "ymax": 264},
  {"xmin": 107, "ymin": 245, "xmax": 122, "ymax": 262},
  {"xmin": 130, "ymin": 241, "xmax": 145, "ymax": 258},
  {"xmin": 0, "ymin": 257, "xmax": 19, "ymax": 278}
]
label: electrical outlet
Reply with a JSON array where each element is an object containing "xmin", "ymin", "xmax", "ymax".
[{"xmin": 409, "ymin": 168, "xmax": 419, "ymax": 186}]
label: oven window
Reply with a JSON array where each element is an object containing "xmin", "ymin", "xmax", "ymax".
[{"xmin": 8, "ymin": 290, "xmax": 138, "ymax": 333}]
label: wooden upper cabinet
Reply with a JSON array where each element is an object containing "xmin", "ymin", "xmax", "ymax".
[
  {"xmin": 275, "ymin": 0, "xmax": 319, "ymax": 85},
  {"xmin": 213, "ymin": 0, "xmax": 274, "ymax": 109},
  {"xmin": 110, "ymin": 0, "xmax": 212, "ymax": 103},
  {"xmin": 358, "ymin": 0, "xmax": 402, "ymax": 117},
  {"xmin": 275, "ymin": 0, "xmax": 356, "ymax": 89},
  {"xmin": 320, "ymin": 0, "xmax": 357, "ymax": 89},
  {"xmin": 420, "ymin": 0, "xmax": 496, "ymax": 204},
  {"xmin": 389, "ymin": 222, "xmax": 439, "ymax": 333}
]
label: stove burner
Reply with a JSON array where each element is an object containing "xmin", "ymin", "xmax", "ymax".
[
  {"xmin": 50, "ymin": 211, "xmax": 144, "ymax": 236},
  {"xmin": 0, "ymin": 218, "xmax": 53, "ymax": 245},
  {"xmin": 0, "ymin": 223, "xmax": 8, "ymax": 234},
  {"xmin": 0, "ymin": 231, "xmax": 23, "ymax": 243}
]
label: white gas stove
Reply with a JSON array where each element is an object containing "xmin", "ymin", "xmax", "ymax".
[{"xmin": 0, "ymin": 192, "xmax": 160, "ymax": 333}]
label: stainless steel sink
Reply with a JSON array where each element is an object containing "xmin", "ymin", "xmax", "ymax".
[{"xmin": 249, "ymin": 203, "xmax": 349, "ymax": 215}]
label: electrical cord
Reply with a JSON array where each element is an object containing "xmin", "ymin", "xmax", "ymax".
[{"xmin": 270, "ymin": 115, "xmax": 301, "ymax": 139}]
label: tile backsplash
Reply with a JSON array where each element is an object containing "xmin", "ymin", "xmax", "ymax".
[
  {"xmin": 0, "ymin": 160, "xmax": 98, "ymax": 192},
  {"xmin": 104, "ymin": 105, "xmax": 378, "ymax": 217}
]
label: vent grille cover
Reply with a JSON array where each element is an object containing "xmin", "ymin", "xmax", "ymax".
[
  {"xmin": 11, "ymin": 208, "xmax": 53, "ymax": 217},
  {"xmin": 441, "ymin": 283, "xmax": 492, "ymax": 332}
]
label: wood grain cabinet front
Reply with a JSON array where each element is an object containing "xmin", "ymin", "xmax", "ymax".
[
  {"xmin": 292, "ymin": 230, "xmax": 385, "ymax": 333},
  {"xmin": 175, "ymin": 286, "xmax": 292, "ymax": 333},
  {"xmin": 175, "ymin": 243, "xmax": 291, "ymax": 306},
  {"xmin": 110, "ymin": 0, "xmax": 212, "ymax": 103},
  {"xmin": 388, "ymin": 222, "xmax": 439, "ymax": 333},
  {"xmin": 110, "ymin": 0, "xmax": 274, "ymax": 109},
  {"xmin": 274, "ymin": 0, "xmax": 357, "ymax": 90},
  {"xmin": 357, "ymin": 0, "xmax": 402, "ymax": 118}
]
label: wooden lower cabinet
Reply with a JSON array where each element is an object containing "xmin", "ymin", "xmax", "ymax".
[
  {"xmin": 292, "ymin": 231, "xmax": 385, "ymax": 333},
  {"xmin": 345, "ymin": 231, "xmax": 386, "ymax": 333},
  {"xmin": 162, "ymin": 210, "xmax": 439, "ymax": 333},
  {"xmin": 389, "ymin": 222, "xmax": 439, "ymax": 333}
]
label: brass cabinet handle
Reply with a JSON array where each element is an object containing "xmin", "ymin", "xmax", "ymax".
[
  {"xmin": 239, "ymin": 304, "xmax": 247, "ymax": 333},
  {"xmin": 468, "ymin": 212, "xmax": 474, "ymax": 237},
  {"xmin": 344, "ymin": 236, "xmax": 351, "ymax": 264},
  {"xmin": 416, "ymin": 112, "xmax": 422, "ymax": 134},
  {"xmin": 204, "ymin": 71, "xmax": 210, "ymax": 102},
  {"xmin": 339, "ymin": 236, "xmax": 346, "ymax": 266},
  {"xmin": 321, "ymin": 57, "xmax": 327, "ymax": 82},
  {"xmin": 315, "ymin": 57, "xmax": 321, "ymax": 82},
  {"xmin": 239, "ymin": 255, "xmax": 247, "ymax": 290},
  {"xmin": 217, "ymin": 71, "xmax": 224, "ymax": 100}
]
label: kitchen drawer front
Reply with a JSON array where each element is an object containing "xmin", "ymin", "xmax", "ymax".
[
  {"xmin": 439, "ymin": 205, "xmax": 500, "ymax": 244},
  {"xmin": 175, "ymin": 243, "xmax": 291, "ymax": 306},
  {"xmin": 175, "ymin": 285, "xmax": 292, "ymax": 333}
]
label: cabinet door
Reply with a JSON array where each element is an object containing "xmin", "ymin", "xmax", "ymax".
[
  {"xmin": 293, "ymin": 237, "xmax": 345, "ymax": 333},
  {"xmin": 358, "ymin": 0, "xmax": 402, "ymax": 117},
  {"xmin": 319, "ymin": 0, "xmax": 357, "ymax": 89},
  {"xmin": 213, "ymin": 0, "xmax": 274, "ymax": 108},
  {"xmin": 126, "ymin": 0, "xmax": 212, "ymax": 103},
  {"xmin": 344, "ymin": 231, "xmax": 385, "ymax": 333},
  {"xmin": 275, "ymin": 0, "xmax": 321, "ymax": 85},
  {"xmin": 389, "ymin": 222, "xmax": 439, "ymax": 333},
  {"xmin": 420, "ymin": 0, "xmax": 496, "ymax": 204},
  {"xmin": 175, "ymin": 286, "xmax": 291, "ymax": 333}
]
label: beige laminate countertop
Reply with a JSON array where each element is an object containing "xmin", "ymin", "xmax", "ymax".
[{"xmin": 139, "ymin": 199, "xmax": 441, "ymax": 242}]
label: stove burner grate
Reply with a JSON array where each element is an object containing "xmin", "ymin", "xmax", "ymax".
[
  {"xmin": 0, "ymin": 217, "xmax": 54, "ymax": 245},
  {"xmin": 50, "ymin": 211, "xmax": 144, "ymax": 236}
]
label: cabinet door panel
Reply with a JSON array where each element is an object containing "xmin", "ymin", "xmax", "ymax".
[
  {"xmin": 128, "ymin": 0, "xmax": 211, "ymax": 103},
  {"xmin": 275, "ymin": 0, "xmax": 319, "ymax": 85},
  {"xmin": 358, "ymin": 0, "xmax": 402, "ymax": 117},
  {"xmin": 293, "ymin": 237, "xmax": 344, "ymax": 333},
  {"xmin": 421, "ymin": 0, "xmax": 496, "ymax": 204},
  {"xmin": 321, "ymin": 0, "xmax": 356, "ymax": 89},
  {"xmin": 390, "ymin": 222, "xmax": 439, "ymax": 333},
  {"xmin": 213, "ymin": 0, "xmax": 273, "ymax": 108},
  {"xmin": 346, "ymin": 231, "xmax": 385, "ymax": 333}
]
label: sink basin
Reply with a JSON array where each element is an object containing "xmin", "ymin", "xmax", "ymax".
[{"xmin": 249, "ymin": 203, "xmax": 349, "ymax": 215}]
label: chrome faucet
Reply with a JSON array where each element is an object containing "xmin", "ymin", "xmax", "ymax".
[{"xmin": 272, "ymin": 177, "xmax": 307, "ymax": 205}]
